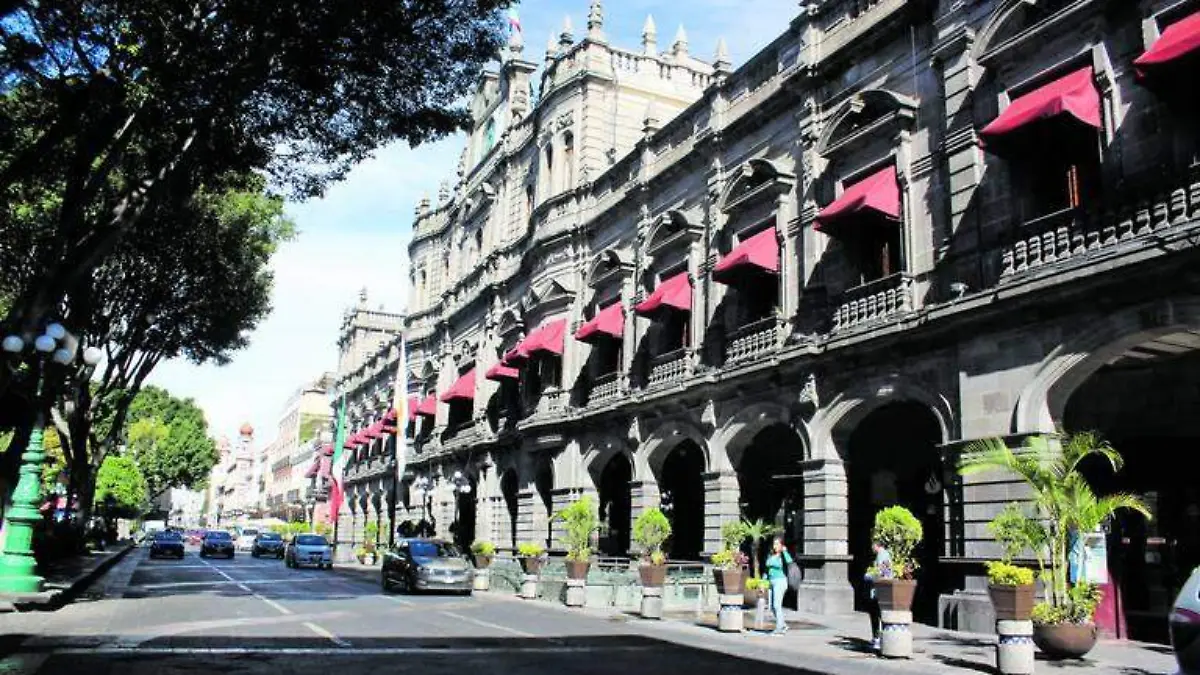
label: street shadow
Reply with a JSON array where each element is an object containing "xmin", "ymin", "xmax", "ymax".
[
  {"xmin": 830, "ymin": 635, "xmax": 877, "ymax": 655},
  {"xmin": 1, "ymin": 634, "xmax": 849, "ymax": 674},
  {"xmin": 930, "ymin": 654, "xmax": 996, "ymax": 674}
]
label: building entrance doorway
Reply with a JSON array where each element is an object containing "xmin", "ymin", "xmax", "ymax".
[
  {"xmin": 453, "ymin": 476, "xmax": 477, "ymax": 550},
  {"xmin": 846, "ymin": 401, "xmax": 944, "ymax": 624},
  {"xmin": 660, "ymin": 441, "xmax": 704, "ymax": 560},
  {"xmin": 1063, "ymin": 336, "xmax": 1200, "ymax": 643},
  {"xmin": 598, "ymin": 454, "xmax": 632, "ymax": 555},
  {"xmin": 500, "ymin": 469, "xmax": 519, "ymax": 551},
  {"xmin": 736, "ymin": 423, "xmax": 806, "ymax": 580},
  {"xmin": 535, "ymin": 460, "xmax": 554, "ymax": 548}
]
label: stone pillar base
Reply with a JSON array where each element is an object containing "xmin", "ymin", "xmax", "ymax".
[
  {"xmin": 472, "ymin": 568, "xmax": 491, "ymax": 592},
  {"xmin": 795, "ymin": 580, "xmax": 855, "ymax": 615},
  {"xmin": 565, "ymin": 578, "xmax": 586, "ymax": 607},
  {"xmin": 640, "ymin": 586, "xmax": 663, "ymax": 619},
  {"xmin": 996, "ymin": 620, "xmax": 1035, "ymax": 675},
  {"xmin": 717, "ymin": 593, "xmax": 745, "ymax": 633},
  {"xmin": 520, "ymin": 574, "xmax": 538, "ymax": 599},
  {"xmin": 880, "ymin": 610, "xmax": 913, "ymax": 659}
]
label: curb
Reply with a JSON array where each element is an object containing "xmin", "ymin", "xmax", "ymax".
[{"xmin": 0, "ymin": 543, "xmax": 136, "ymax": 613}]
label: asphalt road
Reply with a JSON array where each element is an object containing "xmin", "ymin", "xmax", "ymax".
[{"xmin": 0, "ymin": 544, "xmax": 813, "ymax": 675}]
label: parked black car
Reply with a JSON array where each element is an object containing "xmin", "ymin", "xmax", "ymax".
[
  {"xmin": 148, "ymin": 530, "xmax": 185, "ymax": 559},
  {"xmin": 199, "ymin": 530, "xmax": 235, "ymax": 558},
  {"xmin": 251, "ymin": 531, "xmax": 285, "ymax": 558},
  {"xmin": 381, "ymin": 538, "xmax": 472, "ymax": 594}
]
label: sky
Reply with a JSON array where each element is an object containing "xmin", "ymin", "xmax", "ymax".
[{"xmin": 147, "ymin": 0, "xmax": 799, "ymax": 447}]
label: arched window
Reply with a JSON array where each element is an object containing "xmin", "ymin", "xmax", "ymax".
[
  {"xmin": 544, "ymin": 145, "xmax": 554, "ymax": 195},
  {"xmin": 474, "ymin": 229, "xmax": 484, "ymax": 261}
]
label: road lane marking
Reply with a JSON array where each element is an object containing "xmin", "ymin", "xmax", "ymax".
[
  {"xmin": 380, "ymin": 594, "xmax": 415, "ymax": 606},
  {"xmin": 54, "ymin": 645, "xmax": 656, "ymax": 656},
  {"xmin": 137, "ymin": 578, "xmax": 302, "ymax": 590},
  {"xmin": 302, "ymin": 622, "xmax": 351, "ymax": 648},
  {"xmin": 106, "ymin": 610, "xmax": 353, "ymax": 647},
  {"xmin": 199, "ymin": 557, "xmax": 292, "ymax": 615},
  {"xmin": 438, "ymin": 611, "xmax": 536, "ymax": 638}
]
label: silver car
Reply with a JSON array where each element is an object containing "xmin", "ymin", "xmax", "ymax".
[
  {"xmin": 285, "ymin": 534, "xmax": 333, "ymax": 569},
  {"xmin": 381, "ymin": 538, "xmax": 473, "ymax": 594}
]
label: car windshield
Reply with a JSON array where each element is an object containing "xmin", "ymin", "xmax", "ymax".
[
  {"xmin": 409, "ymin": 541, "xmax": 459, "ymax": 558},
  {"xmin": 258, "ymin": 532, "xmax": 282, "ymax": 541},
  {"xmin": 296, "ymin": 535, "xmax": 327, "ymax": 546},
  {"xmin": 205, "ymin": 531, "xmax": 232, "ymax": 541},
  {"xmin": 154, "ymin": 531, "xmax": 182, "ymax": 541},
  {"xmin": 241, "ymin": 529, "xmax": 259, "ymax": 537}
]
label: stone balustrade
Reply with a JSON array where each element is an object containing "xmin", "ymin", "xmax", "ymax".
[
  {"xmin": 725, "ymin": 316, "xmax": 780, "ymax": 366},
  {"xmin": 832, "ymin": 272, "xmax": 914, "ymax": 332},
  {"xmin": 588, "ymin": 372, "xmax": 621, "ymax": 405},
  {"xmin": 647, "ymin": 348, "xmax": 688, "ymax": 388},
  {"xmin": 1000, "ymin": 169, "xmax": 1200, "ymax": 278}
]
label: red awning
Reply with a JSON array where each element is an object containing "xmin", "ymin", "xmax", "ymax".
[
  {"xmin": 384, "ymin": 407, "xmax": 398, "ymax": 423},
  {"xmin": 440, "ymin": 368, "xmax": 477, "ymax": 402},
  {"xmin": 514, "ymin": 319, "xmax": 567, "ymax": 359},
  {"xmin": 814, "ymin": 166, "xmax": 901, "ymax": 232},
  {"xmin": 364, "ymin": 421, "xmax": 385, "ymax": 439},
  {"xmin": 575, "ymin": 302, "xmax": 625, "ymax": 343},
  {"xmin": 317, "ymin": 455, "xmax": 332, "ymax": 480},
  {"xmin": 485, "ymin": 359, "xmax": 520, "ymax": 381},
  {"xmin": 712, "ymin": 228, "xmax": 779, "ymax": 285},
  {"xmin": 416, "ymin": 394, "xmax": 437, "ymax": 417},
  {"xmin": 321, "ymin": 443, "xmax": 334, "ymax": 457},
  {"xmin": 406, "ymin": 396, "xmax": 419, "ymax": 421},
  {"xmin": 979, "ymin": 67, "xmax": 1101, "ymax": 144},
  {"xmin": 634, "ymin": 272, "xmax": 692, "ymax": 317},
  {"xmin": 1135, "ymin": 11, "xmax": 1200, "ymax": 76}
]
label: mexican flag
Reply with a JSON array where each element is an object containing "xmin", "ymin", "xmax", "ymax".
[
  {"xmin": 392, "ymin": 336, "xmax": 408, "ymax": 490},
  {"xmin": 328, "ymin": 393, "xmax": 348, "ymax": 524}
]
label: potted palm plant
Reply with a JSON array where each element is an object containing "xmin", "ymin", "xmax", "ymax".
[
  {"xmin": 984, "ymin": 503, "xmax": 1042, "ymax": 621},
  {"xmin": 961, "ymin": 432, "xmax": 1151, "ymax": 659},
  {"xmin": 556, "ymin": 496, "xmax": 598, "ymax": 581},
  {"xmin": 739, "ymin": 519, "xmax": 781, "ymax": 607},
  {"xmin": 870, "ymin": 506, "xmax": 923, "ymax": 611},
  {"xmin": 633, "ymin": 507, "xmax": 672, "ymax": 587},
  {"xmin": 712, "ymin": 521, "xmax": 748, "ymax": 594},
  {"xmin": 470, "ymin": 540, "xmax": 496, "ymax": 569}
]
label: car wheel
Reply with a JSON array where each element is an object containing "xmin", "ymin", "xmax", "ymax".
[{"xmin": 381, "ymin": 573, "xmax": 392, "ymax": 593}]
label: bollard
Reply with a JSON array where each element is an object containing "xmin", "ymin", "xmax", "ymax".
[
  {"xmin": 996, "ymin": 620, "xmax": 1035, "ymax": 675},
  {"xmin": 565, "ymin": 578, "xmax": 586, "ymax": 607},
  {"xmin": 879, "ymin": 610, "xmax": 913, "ymax": 658},
  {"xmin": 520, "ymin": 573, "xmax": 538, "ymax": 599},
  {"xmin": 755, "ymin": 595, "xmax": 767, "ymax": 631},
  {"xmin": 717, "ymin": 593, "xmax": 745, "ymax": 632},
  {"xmin": 640, "ymin": 586, "xmax": 663, "ymax": 619},
  {"xmin": 472, "ymin": 568, "xmax": 490, "ymax": 592}
]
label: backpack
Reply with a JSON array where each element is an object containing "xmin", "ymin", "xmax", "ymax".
[{"xmin": 787, "ymin": 559, "xmax": 802, "ymax": 590}]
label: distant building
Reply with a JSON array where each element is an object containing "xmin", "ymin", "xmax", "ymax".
[{"xmin": 264, "ymin": 372, "xmax": 336, "ymax": 520}]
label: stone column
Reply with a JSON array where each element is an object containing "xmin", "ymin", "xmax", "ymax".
[
  {"xmin": 796, "ymin": 458, "xmax": 854, "ymax": 614},
  {"xmin": 516, "ymin": 487, "xmax": 536, "ymax": 548},
  {"xmin": 629, "ymin": 480, "xmax": 660, "ymax": 533},
  {"xmin": 702, "ymin": 471, "xmax": 740, "ymax": 556},
  {"xmin": 474, "ymin": 465, "xmax": 497, "ymax": 547},
  {"xmin": 550, "ymin": 487, "xmax": 594, "ymax": 551}
]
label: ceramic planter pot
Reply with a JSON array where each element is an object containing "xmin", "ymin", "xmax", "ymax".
[
  {"xmin": 519, "ymin": 557, "xmax": 544, "ymax": 575},
  {"xmin": 472, "ymin": 554, "xmax": 493, "ymax": 570},
  {"xmin": 742, "ymin": 582, "xmax": 768, "ymax": 608},
  {"xmin": 875, "ymin": 578, "xmax": 917, "ymax": 611},
  {"xmin": 1033, "ymin": 623, "xmax": 1098, "ymax": 659},
  {"xmin": 713, "ymin": 568, "xmax": 743, "ymax": 595},
  {"xmin": 989, "ymin": 583, "xmax": 1036, "ymax": 621},
  {"xmin": 639, "ymin": 563, "xmax": 667, "ymax": 587},
  {"xmin": 565, "ymin": 559, "xmax": 590, "ymax": 580}
]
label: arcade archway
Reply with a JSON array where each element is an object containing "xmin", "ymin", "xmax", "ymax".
[
  {"xmin": 659, "ymin": 441, "xmax": 705, "ymax": 560},
  {"xmin": 845, "ymin": 401, "xmax": 944, "ymax": 624},
  {"xmin": 598, "ymin": 453, "xmax": 632, "ymax": 555},
  {"xmin": 500, "ymin": 469, "xmax": 519, "ymax": 551}
]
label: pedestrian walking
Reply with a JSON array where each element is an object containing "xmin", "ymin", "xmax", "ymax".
[
  {"xmin": 863, "ymin": 538, "xmax": 892, "ymax": 650},
  {"xmin": 764, "ymin": 536, "xmax": 793, "ymax": 635}
]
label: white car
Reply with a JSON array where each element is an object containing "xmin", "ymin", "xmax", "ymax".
[
  {"xmin": 1171, "ymin": 566, "xmax": 1200, "ymax": 675},
  {"xmin": 236, "ymin": 528, "xmax": 260, "ymax": 552},
  {"xmin": 285, "ymin": 534, "xmax": 333, "ymax": 569}
]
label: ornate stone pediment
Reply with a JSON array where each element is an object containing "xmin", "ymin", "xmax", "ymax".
[
  {"xmin": 645, "ymin": 210, "xmax": 703, "ymax": 260},
  {"xmin": 521, "ymin": 277, "xmax": 576, "ymax": 316},
  {"xmin": 817, "ymin": 89, "xmax": 917, "ymax": 159},
  {"xmin": 720, "ymin": 158, "xmax": 795, "ymax": 214},
  {"xmin": 585, "ymin": 249, "xmax": 633, "ymax": 290}
]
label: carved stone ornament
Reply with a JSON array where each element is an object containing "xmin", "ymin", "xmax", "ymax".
[
  {"xmin": 798, "ymin": 373, "xmax": 819, "ymax": 407},
  {"xmin": 556, "ymin": 110, "xmax": 575, "ymax": 130},
  {"xmin": 700, "ymin": 399, "xmax": 717, "ymax": 434}
]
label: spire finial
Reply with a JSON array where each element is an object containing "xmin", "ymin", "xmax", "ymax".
[
  {"xmin": 673, "ymin": 24, "xmax": 688, "ymax": 57},
  {"xmin": 559, "ymin": 15, "xmax": 574, "ymax": 47},
  {"xmin": 545, "ymin": 32, "xmax": 558, "ymax": 63},
  {"xmin": 714, "ymin": 36, "xmax": 731, "ymax": 73},
  {"xmin": 438, "ymin": 180, "xmax": 451, "ymax": 203},
  {"xmin": 587, "ymin": 0, "xmax": 604, "ymax": 39},
  {"xmin": 642, "ymin": 14, "xmax": 657, "ymax": 56},
  {"xmin": 642, "ymin": 99, "xmax": 661, "ymax": 137}
]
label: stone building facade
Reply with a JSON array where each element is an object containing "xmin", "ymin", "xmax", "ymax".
[
  {"xmin": 401, "ymin": 0, "xmax": 1200, "ymax": 640},
  {"xmin": 264, "ymin": 372, "xmax": 335, "ymax": 519},
  {"xmin": 328, "ymin": 291, "xmax": 406, "ymax": 554}
]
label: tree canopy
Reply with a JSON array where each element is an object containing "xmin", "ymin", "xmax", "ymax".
[
  {"xmin": 94, "ymin": 455, "xmax": 147, "ymax": 518},
  {"xmin": 125, "ymin": 386, "xmax": 219, "ymax": 501}
]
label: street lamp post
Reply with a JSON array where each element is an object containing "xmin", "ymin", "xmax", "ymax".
[{"xmin": 0, "ymin": 323, "xmax": 102, "ymax": 593}]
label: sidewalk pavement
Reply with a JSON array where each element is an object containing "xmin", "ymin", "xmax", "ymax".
[
  {"xmin": 0, "ymin": 541, "xmax": 136, "ymax": 613},
  {"xmin": 330, "ymin": 561, "xmax": 1177, "ymax": 675}
]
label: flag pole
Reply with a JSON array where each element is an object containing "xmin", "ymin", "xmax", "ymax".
[{"xmin": 391, "ymin": 335, "xmax": 408, "ymax": 547}]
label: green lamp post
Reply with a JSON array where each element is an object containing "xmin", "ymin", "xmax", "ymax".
[{"xmin": 0, "ymin": 323, "xmax": 101, "ymax": 593}]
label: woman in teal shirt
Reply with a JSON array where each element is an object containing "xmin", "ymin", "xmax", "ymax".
[{"xmin": 765, "ymin": 536, "xmax": 793, "ymax": 634}]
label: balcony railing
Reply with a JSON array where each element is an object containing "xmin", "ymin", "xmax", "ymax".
[
  {"xmin": 588, "ymin": 372, "xmax": 621, "ymax": 405},
  {"xmin": 832, "ymin": 272, "xmax": 914, "ymax": 332},
  {"xmin": 648, "ymin": 348, "xmax": 688, "ymax": 388},
  {"xmin": 725, "ymin": 316, "xmax": 780, "ymax": 366},
  {"xmin": 1000, "ymin": 169, "xmax": 1200, "ymax": 278}
]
